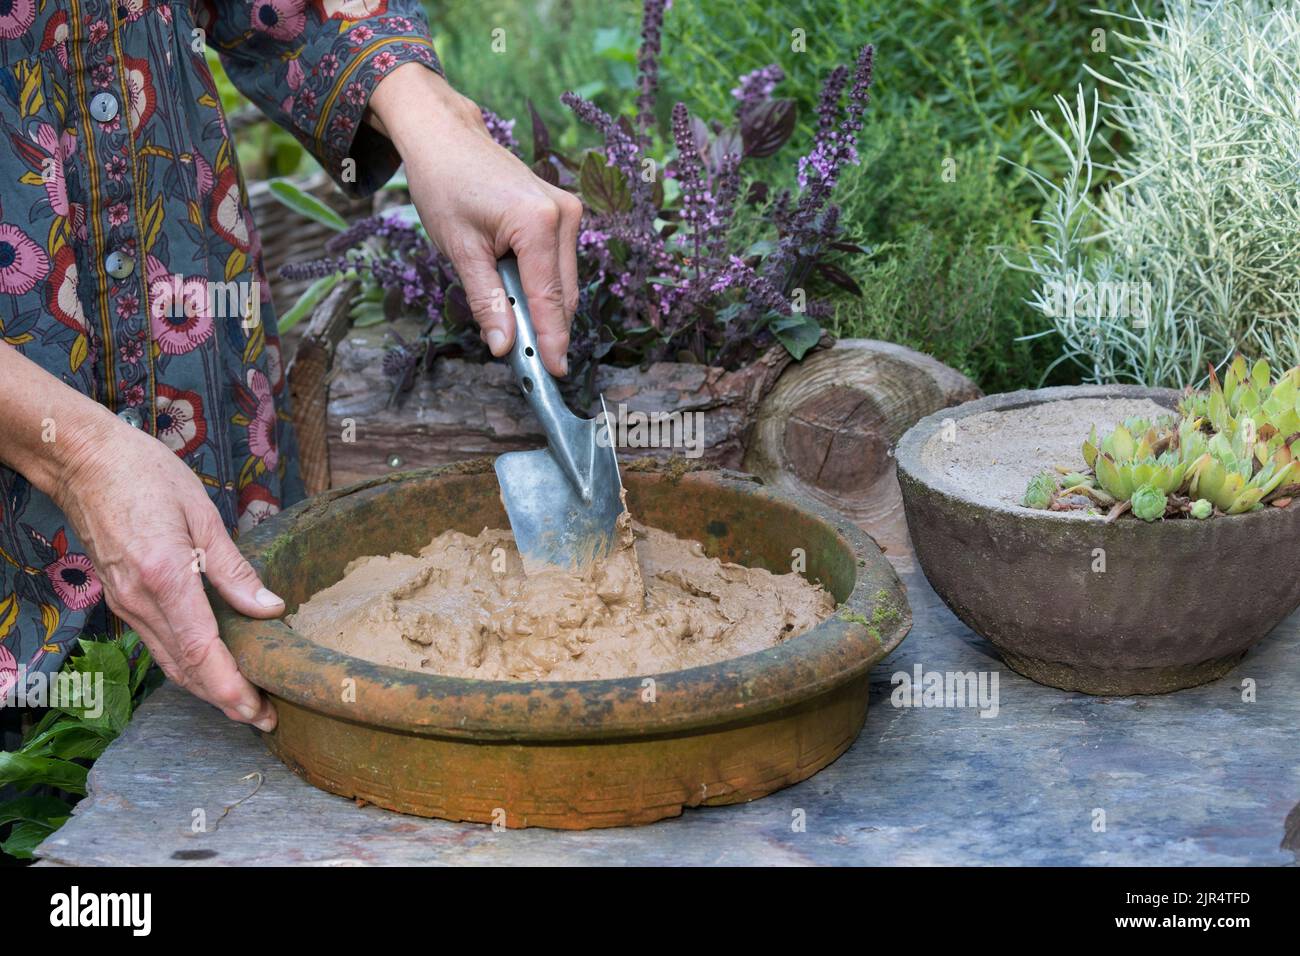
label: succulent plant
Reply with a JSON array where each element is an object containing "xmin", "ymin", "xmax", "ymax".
[
  {"xmin": 1038, "ymin": 358, "xmax": 1300, "ymax": 521},
  {"xmin": 1059, "ymin": 484, "xmax": 1114, "ymax": 509},
  {"xmin": 1085, "ymin": 417, "xmax": 1191, "ymax": 502},
  {"xmin": 1181, "ymin": 356, "xmax": 1300, "ymax": 466},
  {"xmin": 1185, "ymin": 432, "xmax": 1300, "ymax": 514},
  {"xmin": 1022, "ymin": 472, "xmax": 1057, "ymax": 510},
  {"xmin": 1130, "ymin": 485, "xmax": 1168, "ymax": 522}
]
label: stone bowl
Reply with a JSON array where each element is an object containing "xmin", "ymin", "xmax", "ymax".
[
  {"xmin": 215, "ymin": 459, "xmax": 910, "ymax": 828},
  {"xmin": 896, "ymin": 385, "xmax": 1300, "ymax": 695}
]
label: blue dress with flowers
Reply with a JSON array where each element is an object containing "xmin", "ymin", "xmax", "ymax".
[{"xmin": 0, "ymin": 0, "xmax": 439, "ymax": 688}]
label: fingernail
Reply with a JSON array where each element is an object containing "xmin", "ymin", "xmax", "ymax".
[
  {"xmin": 559, "ymin": 356, "xmax": 569, "ymax": 377},
  {"xmin": 254, "ymin": 716, "xmax": 276, "ymax": 733},
  {"xmin": 255, "ymin": 587, "xmax": 284, "ymax": 608},
  {"xmin": 238, "ymin": 703, "xmax": 259, "ymax": 721},
  {"xmin": 486, "ymin": 328, "xmax": 507, "ymax": 354}
]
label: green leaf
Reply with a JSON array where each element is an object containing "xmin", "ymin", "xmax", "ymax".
[
  {"xmin": 2, "ymin": 819, "xmax": 63, "ymax": 859},
  {"xmin": 60, "ymin": 638, "xmax": 131, "ymax": 734},
  {"xmin": 0, "ymin": 794, "xmax": 73, "ymax": 828},
  {"xmin": 0, "ymin": 752, "xmax": 88, "ymax": 795},
  {"xmin": 350, "ymin": 300, "xmax": 387, "ymax": 328},
  {"xmin": 267, "ymin": 179, "xmax": 348, "ymax": 231},
  {"xmin": 127, "ymin": 633, "xmax": 154, "ymax": 697},
  {"xmin": 49, "ymin": 726, "xmax": 112, "ymax": 761},
  {"xmin": 592, "ymin": 27, "xmax": 637, "ymax": 63},
  {"xmin": 579, "ymin": 151, "xmax": 631, "ymax": 214},
  {"xmin": 609, "ymin": 61, "xmax": 636, "ymax": 91},
  {"xmin": 272, "ymin": 139, "xmax": 305, "ymax": 178},
  {"xmin": 22, "ymin": 707, "xmax": 63, "ymax": 743},
  {"xmin": 1251, "ymin": 358, "xmax": 1271, "ymax": 391},
  {"xmin": 278, "ymin": 273, "xmax": 340, "ymax": 333},
  {"xmin": 772, "ymin": 316, "xmax": 822, "ymax": 360},
  {"xmin": 20, "ymin": 718, "xmax": 112, "ymax": 759}
]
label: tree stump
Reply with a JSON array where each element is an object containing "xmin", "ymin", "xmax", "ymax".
[{"xmin": 743, "ymin": 339, "xmax": 981, "ymax": 569}]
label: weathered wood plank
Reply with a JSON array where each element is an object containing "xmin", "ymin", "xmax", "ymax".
[
  {"xmin": 320, "ymin": 322, "xmax": 795, "ymax": 488},
  {"xmin": 292, "ymin": 325, "xmax": 977, "ymax": 563}
]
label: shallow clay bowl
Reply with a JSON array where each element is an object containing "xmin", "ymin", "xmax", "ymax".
[
  {"xmin": 215, "ymin": 459, "xmax": 909, "ymax": 829},
  {"xmin": 896, "ymin": 385, "xmax": 1300, "ymax": 695}
]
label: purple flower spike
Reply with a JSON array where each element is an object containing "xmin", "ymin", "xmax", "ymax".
[
  {"xmin": 635, "ymin": 0, "xmax": 669, "ymax": 146},
  {"xmin": 480, "ymin": 107, "xmax": 520, "ymax": 155},
  {"xmin": 731, "ymin": 64, "xmax": 784, "ymax": 116}
]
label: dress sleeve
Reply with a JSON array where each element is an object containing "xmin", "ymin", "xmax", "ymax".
[{"xmin": 209, "ymin": 0, "xmax": 443, "ymax": 196}]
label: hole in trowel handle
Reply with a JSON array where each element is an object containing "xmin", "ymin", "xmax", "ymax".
[
  {"xmin": 522, "ymin": 377, "xmax": 533, "ymax": 394},
  {"xmin": 525, "ymin": 346, "xmax": 534, "ymax": 357}
]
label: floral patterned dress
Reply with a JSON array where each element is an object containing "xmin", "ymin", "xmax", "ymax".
[{"xmin": 0, "ymin": 0, "xmax": 440, "ymax": 689}]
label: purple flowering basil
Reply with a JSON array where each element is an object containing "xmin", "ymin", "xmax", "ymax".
[
  {"xmin": 635, "ymin": 0, "xmax": 669, "ymax": 145},
  {"xmin": 283, "ymin": 0, "xmax": 875, "ymax": 395},
  {"xmin": 731, "ymin": 64, "xmax": 784, "ymax": 115},
  {"xmin": 560, "ymin": 92, "xmax": 641, "ymax": 178},
  {"xmin": 480, "ymin": 107, "xmax": 521, "ymax": 155},
  {"xmin": 283, "ymin": 207, "xmax": 483, "ymax": 392},
  {"xmin": 671, "ymin": 103, "xmax": 710, "ymax": 233},
  {"xmin": 762, "ymin": 44, "xmax": 874, "ymax": 296},
  {"xmin": 561, "ymin": 88, "xmax": 675, "ymax": 328}
]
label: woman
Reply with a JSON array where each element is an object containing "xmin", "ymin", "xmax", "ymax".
[{"xmin": 0, "ymin": 0, "xmax": 580, "ymax": 731}]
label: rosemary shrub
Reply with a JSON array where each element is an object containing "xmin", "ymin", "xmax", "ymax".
[{"xmin": 1012, "ymin": 0, "xmax": 1300, "ymax": 387}]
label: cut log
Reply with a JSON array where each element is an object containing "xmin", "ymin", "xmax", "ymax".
[
  {"xmin": 316, "ymin": 321, "xmax": 797, "ymax": 490},
  {"xmin": 742, "ymin": 339, "xmax": 981, "ymax": 569}
]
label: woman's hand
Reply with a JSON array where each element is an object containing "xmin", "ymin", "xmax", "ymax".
[
  {"xmin": 368, "ymin": 66, "xmax": 583, "ymax": 377},
  {"xmin": 0, "ymin": 345, "xmax": 283, "ymax": 730},
  {"xmin": 50, "ymin": 415, "xmax": 284, "ymax": 730}
]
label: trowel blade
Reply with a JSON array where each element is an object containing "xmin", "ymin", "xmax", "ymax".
[{"xmin": 495, "ymin": 432, "xmax": 623, "ymax": 570}]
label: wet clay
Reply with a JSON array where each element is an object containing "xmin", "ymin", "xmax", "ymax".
[{"xmin": 287, "ymin": 513, "xmax": 834, "ymax": 681}]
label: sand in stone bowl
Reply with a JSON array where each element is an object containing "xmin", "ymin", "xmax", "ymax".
[{"xmin": 919, "ymin": 397, "xmax": 1175, "ymax": 520}]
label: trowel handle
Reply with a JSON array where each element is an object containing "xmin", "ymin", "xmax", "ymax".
[{"xmin": 496, "ymin": 255, "xmax": 573, "ymax": 436}]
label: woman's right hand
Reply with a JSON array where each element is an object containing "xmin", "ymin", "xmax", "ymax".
[{"xmin": 52, "ymin": 412, "xmax": 284, "ymax": 731}]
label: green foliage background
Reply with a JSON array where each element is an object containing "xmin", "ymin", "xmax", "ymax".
[
  {"xmin": 425, "ymin": 0, "xmax": 1149, "ymax": 392},
  {"xmin": 221, "ymin": 0, "xmax": 1169, "ymax": 391}
]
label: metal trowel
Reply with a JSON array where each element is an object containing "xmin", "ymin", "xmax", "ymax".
[{"xmin": 493, "ymin": 255, "xmax": 624, "ymax": 570}]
